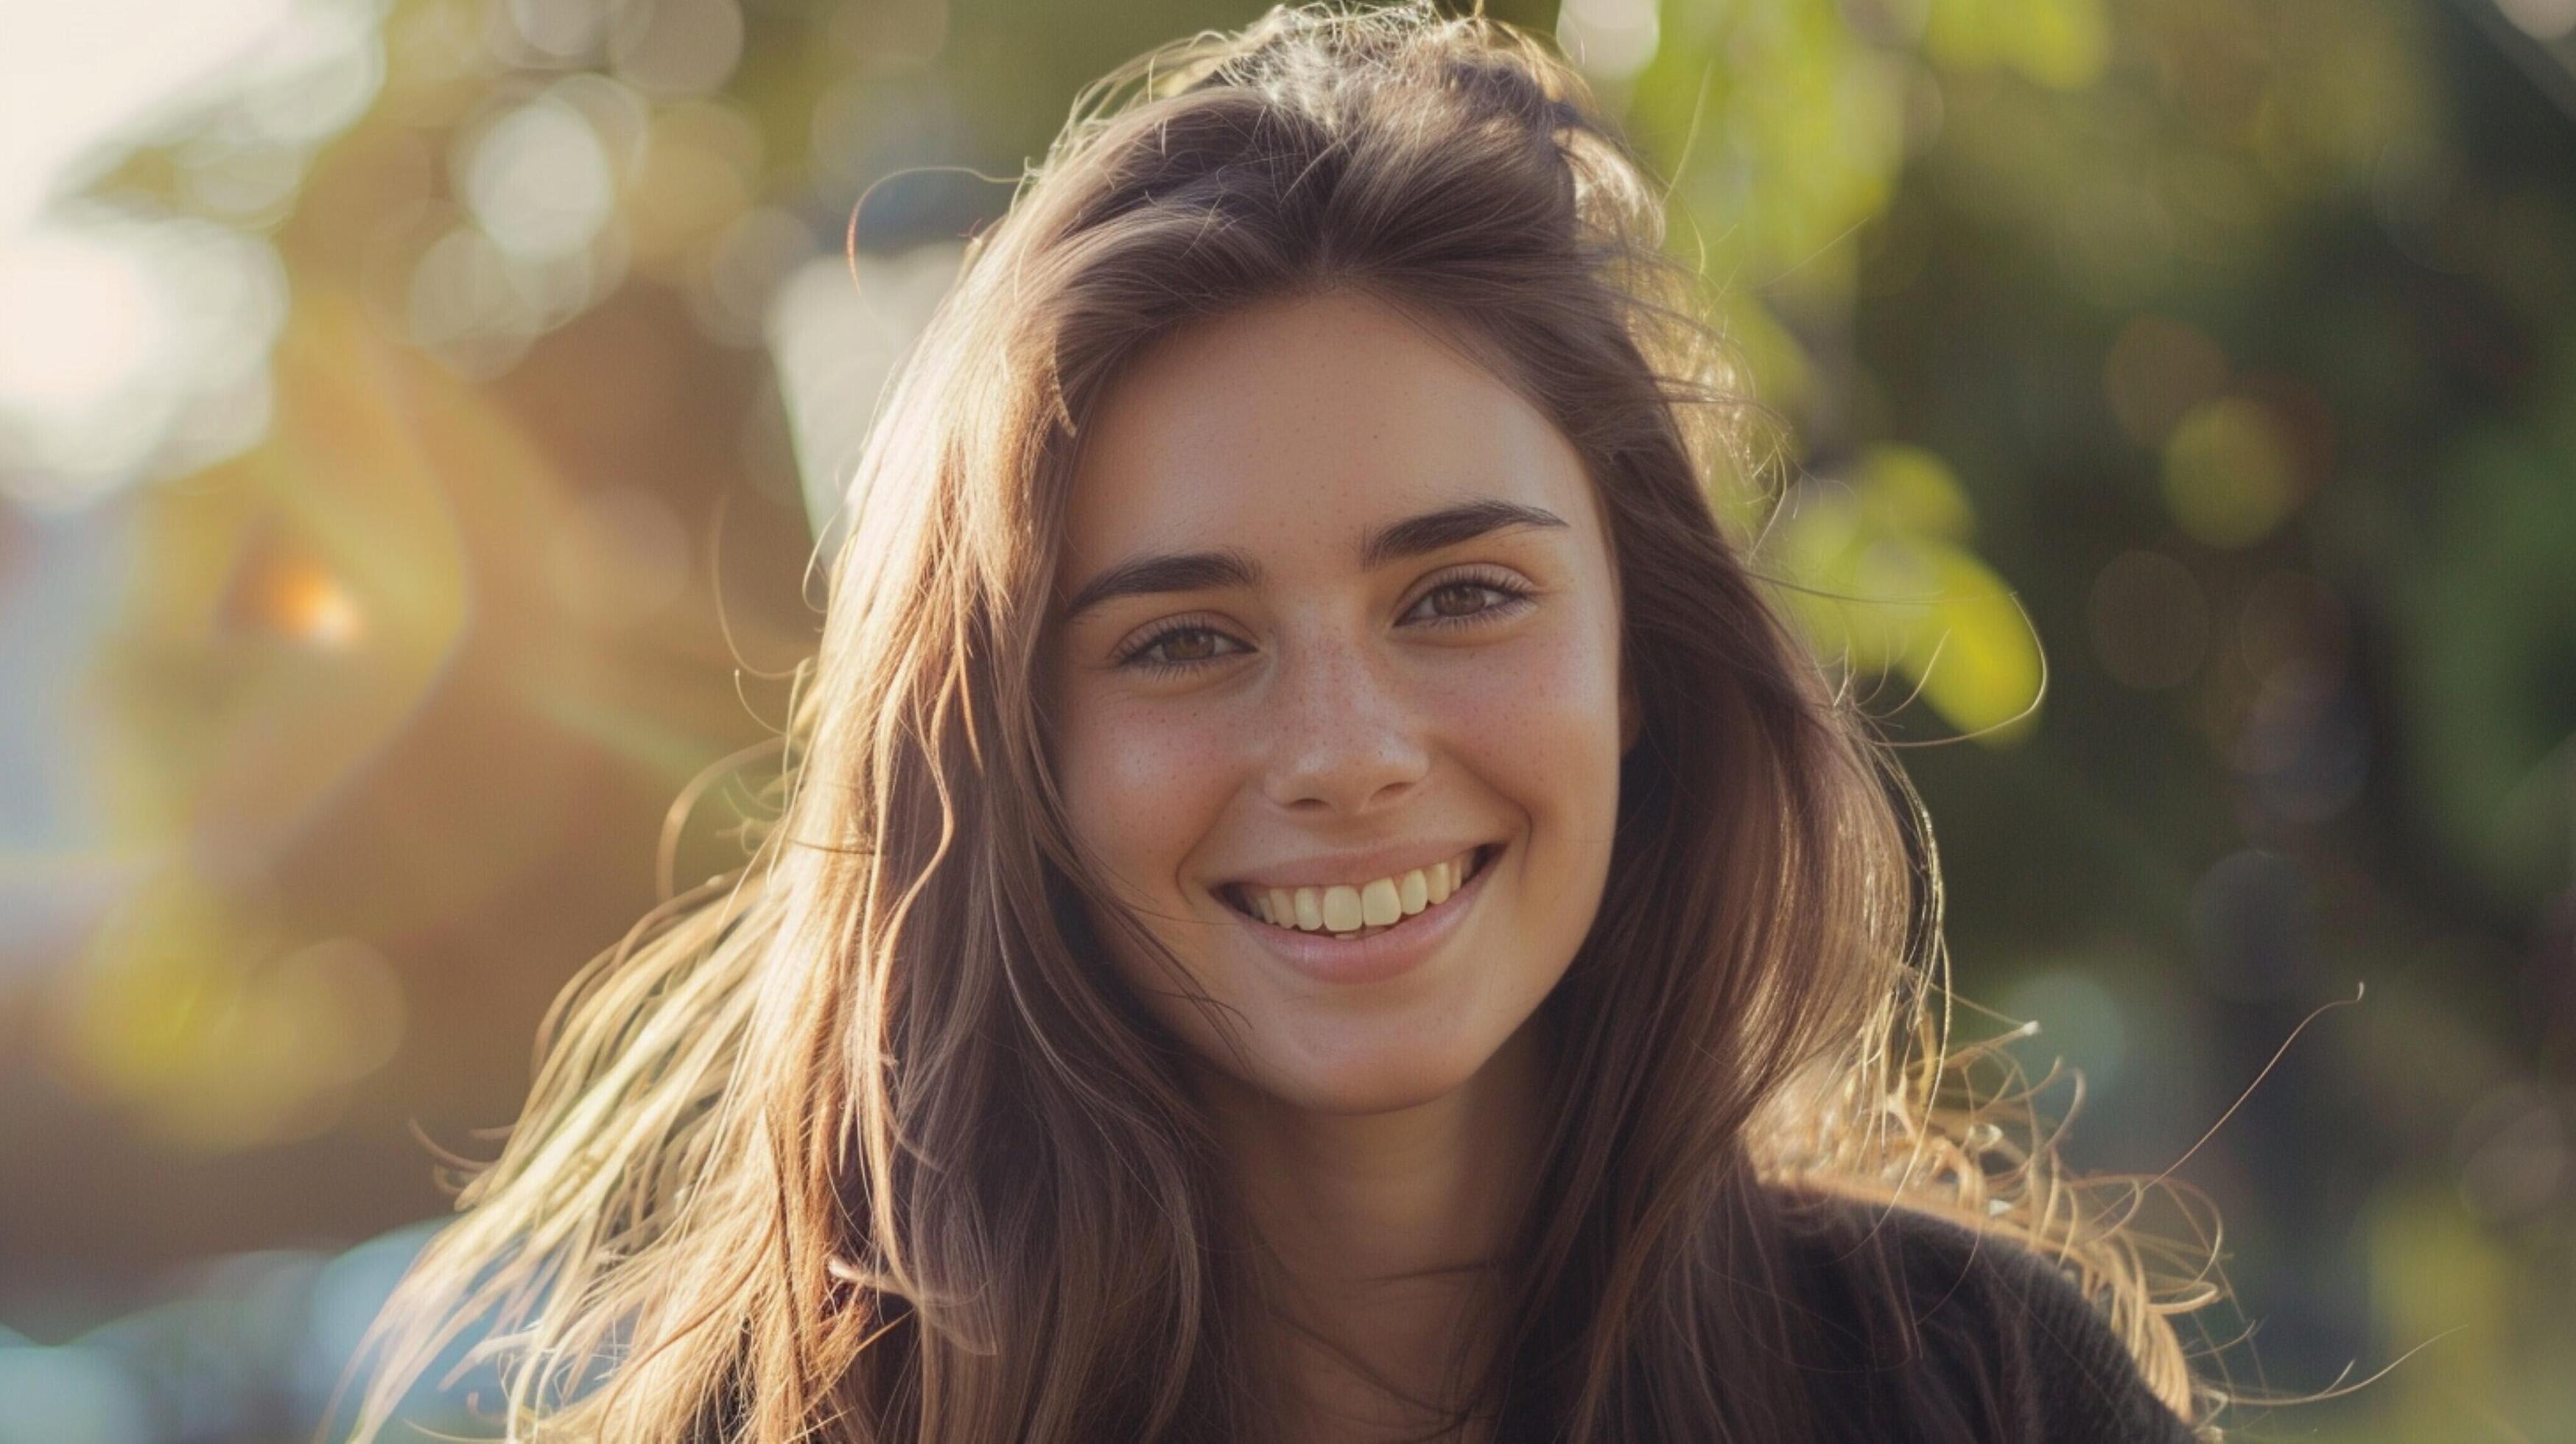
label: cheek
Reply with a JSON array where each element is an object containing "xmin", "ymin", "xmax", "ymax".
[
  {"xmin": 1436, "ymin": 618, "xmax": 1624, "ymax": 815},
  {"xmin": 1054, "ymin": 693, "xmax": 1238, "ymax": 907},
  {"xmin": 1430, "ymin": 612, "xmax": 1626, "ymax": 943},
  {"xmin": 1052, "ymin": 695, "xmax": 1253, "ymax": 1059}
]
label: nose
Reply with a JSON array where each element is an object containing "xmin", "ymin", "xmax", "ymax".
[{"xmin": 1258, "ymin": 625, "xmax": 1432, "ymax": 816}]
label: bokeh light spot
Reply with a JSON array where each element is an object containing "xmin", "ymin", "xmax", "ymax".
[
  {"xmin": 262, "ymin": 559, "xmax": 368, "ymax": 649},
  {"xmin": 627, "ymin": 99, "xmax": 760, "ymax": 273},
  {"xmin": 2103, "ymin": 312, "xmax": 2228, "ymax": 447},
  {"xmin": 404, "ymin": 223, "xmax": 541, "ymax": 376},
  {"xmin": 2454, "ymin": 1086, "xmax": 2570, "ymax": 1224},
  {"xmin": 2238, "ymin": 568, "xmax": 2349, "ymax": 684},
  {"xmin": 1557, "ymin": 0, "xmax": 1660, "ymax": 85},
  {"xmin": 0, "ymin": 228, "xmax": 155, "ymax": 410},
  {"xmin": 49, "ymin": 872, "xmax": 410, "ymax": 1151},
  {"xmin": 692, "ymin": 205, "xmax": 819, "ymax": 347},
  {"xmin": 825, "ymin": 0, "xmax": 952, "ymax": 76},
  {"xmin": 2088, "ymin": 548, "xmax": 2208, "ymax": 690},
  {"xmin": 0, "ymin": 204, "xmax": 288, "ymax": 510},
  {"xmin": 2161, "ymin": 396, "xmax": 2301, "ymax": 547},
  {"xmin": 506, "ymin": 0, "xmax": 614, "ymax": 63},
  {"xmin": 460, "ymin": 97, "xmax": 616, "ymax": 259},
  {"xmin": 2494, "ymin": 0, "xmax": 2576, "ymax": 42},
  {"xmin": 1923, "ymin": 0, "xmax": 2110, "ymax": 91},
  {"xmin": 267, "ymin": 936, "xmax": 409, "ymax": 1087},
  {"xmin": 2189, "ymin": 849, "xmax": 2319, "ymax": 1003},
  {"xmin": 2001, "ymin": 966, "xmax": 2131, "ymax": 1090},
  {"xmin": 1860, "ymin": 444, "xmax": 1976, "ymax": 539},
  {"xmin": 2236, "ymin": 658, "xmax": 2370, "ymax": 824},
  {"xmin": 610, "ymin": 0, "xmax": 745, "ymax": 99}
]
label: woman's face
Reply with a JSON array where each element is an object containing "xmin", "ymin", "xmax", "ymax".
[{"xmin": 1044, "ymin": 291, "xmax": 1629, "ymax": 1115}]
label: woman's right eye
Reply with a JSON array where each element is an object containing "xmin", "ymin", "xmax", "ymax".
[{"xmin": 1117, "ymin": 622, "xmax": 1249, "ymax": 676}]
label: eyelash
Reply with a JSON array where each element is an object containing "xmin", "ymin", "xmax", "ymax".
[
  {"xmin": 1414, "ymin": 569, "xmax": 1540, "ymax": 632},
  {"xmin": 1114, "ymin": 569, "xmax": 1535, "ymax": 679}
]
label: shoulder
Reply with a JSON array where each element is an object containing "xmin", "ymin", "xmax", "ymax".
[{"xmin": 1763, "ymin": 1185, "xmax": 2203, "ymax": 1444}]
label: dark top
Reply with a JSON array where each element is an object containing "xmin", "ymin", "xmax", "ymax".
[{"xmin": 1772, "ymin": 1191, "xmax": 2204, "ymax": 1443}]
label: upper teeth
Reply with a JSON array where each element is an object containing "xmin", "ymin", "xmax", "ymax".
[{"xmin": 1240, "ymin": 848, "xmax": 1481, "ymax": 934}]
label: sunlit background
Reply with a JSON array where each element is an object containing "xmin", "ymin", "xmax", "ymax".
[{"xmin": 1, "ymin": 0, "xmax": 2571, "ymax": 1438}]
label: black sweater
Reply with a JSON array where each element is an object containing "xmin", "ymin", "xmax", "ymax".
[
  {"xmin": 686, "ymin": 1192, "xmax": 2206, "ymax": 1442},
  {"xmin": 1769, "ymin": 1191, "xmax": 2204, "ymax": 1443}
]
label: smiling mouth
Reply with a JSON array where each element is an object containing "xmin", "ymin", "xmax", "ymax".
[{"xmin": 1218, "ymin": 843, "xmax": 1499, "ymax": 941}]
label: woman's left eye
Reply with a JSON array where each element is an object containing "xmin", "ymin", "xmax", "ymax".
[{"xmin": 1403, "ymin": 574, "xmax": 1532, "ymax": 628}]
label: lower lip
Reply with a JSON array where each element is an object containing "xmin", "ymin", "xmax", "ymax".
[{"xmin": 1224, "ymin": 846, "xmax": 1498, "ymax": 986}]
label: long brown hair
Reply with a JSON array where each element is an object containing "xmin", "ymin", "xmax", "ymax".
[{"xmin": 341, "ymin": 4, "xmax": 2224, "ymax": 1439}]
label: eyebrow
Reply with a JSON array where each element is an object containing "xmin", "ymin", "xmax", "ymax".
[
  {"xmin": 1360, "ymin": 497, "xmax": 1568, "ymax": 571},
  {"xmin": 1059, "ymin": 548, "xmax": 1262, "ymax": 626},
  {"xmin": 1056, "ymin": 498, "xmax": 1568, "ymax": 623}
]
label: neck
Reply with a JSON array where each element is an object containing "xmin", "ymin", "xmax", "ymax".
[{"xmin": 1199, "ymin": 1018, "xmax": 1551, "ymax": 1443}]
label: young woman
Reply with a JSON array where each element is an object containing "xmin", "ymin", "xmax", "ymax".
[{"xmin": 346, "ymin": 5, "xmax": 2222, "ymax": 1440}]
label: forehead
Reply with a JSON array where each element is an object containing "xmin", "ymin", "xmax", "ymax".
[{"xmin": 1056, "ymin": 291, "xmax": 1597, "ymax": 586}]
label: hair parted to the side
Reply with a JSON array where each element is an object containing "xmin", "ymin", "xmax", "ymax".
[{"xmin": 336, "ymin": 4, "xmax": 2233, "ymax": 1440}]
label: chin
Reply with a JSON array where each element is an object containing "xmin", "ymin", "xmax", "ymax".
[{"xmin": 1248, "ymin": 1028, "xmax": 1501, "ymax": 1116}]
